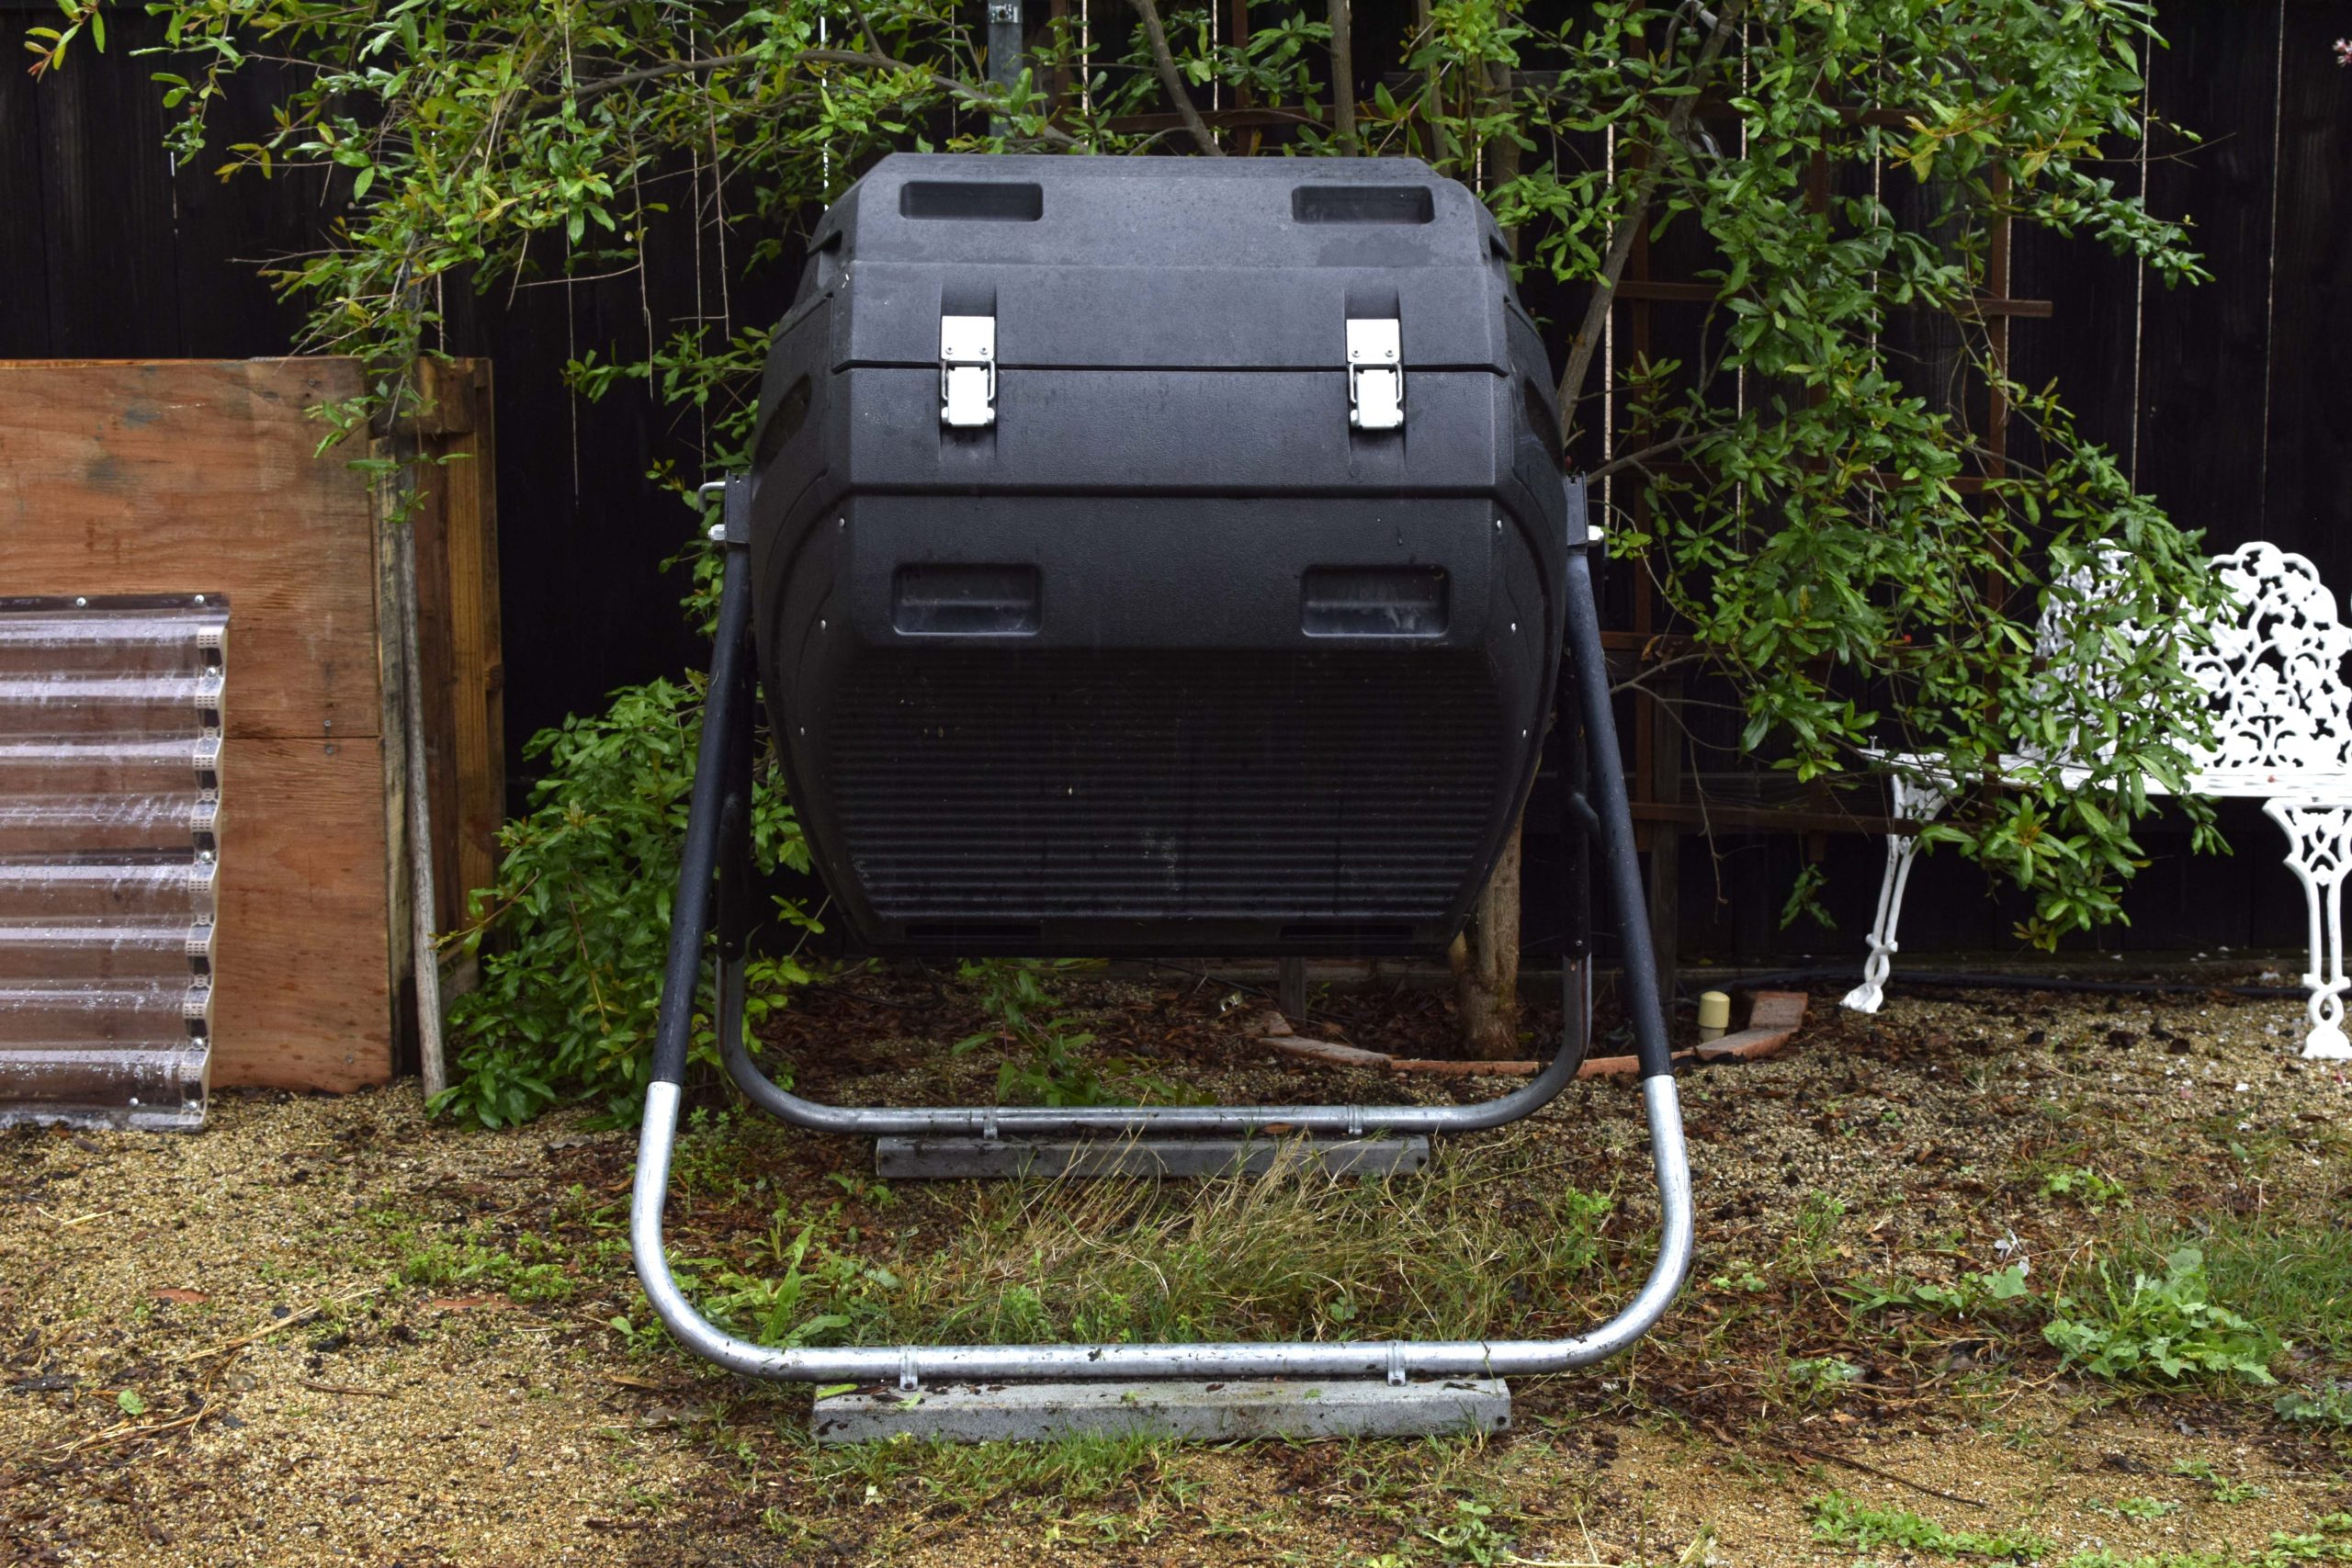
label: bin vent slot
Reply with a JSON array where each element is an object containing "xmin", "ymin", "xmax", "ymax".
[
  {"xmin": 1292, "ymin": 185, "xmax": 1435, "ymax": 224},
  {"xmin": 893, "ymin": 565, "xmax": 1041, "ymax": 636},
  {"xmin": 1302, "ymin": 567, "xmax": 1448, "ymax": 637},
  {"xmin": 899, "ymin": 180, "xmax": 1045, "ymax": 221}
]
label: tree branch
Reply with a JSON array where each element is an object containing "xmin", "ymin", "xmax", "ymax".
[
  {"xmin": 1588, "ymin": 429, "xmax": 1717, "ymax": 479},
  {"xmin": 1555, "ymin": 0, "xmax": 1746, "ymax": 450},
  {"xmin": 567, "ymin": 46, "xmax": 1076, "ymax": 146},
  {"xmin": 1132, "ymin": 0, "xmax": 1223, "ymax": 156},
  {"xmin": 1328, "ymin": 0, "xmax": 1359, "ymax": 154}
]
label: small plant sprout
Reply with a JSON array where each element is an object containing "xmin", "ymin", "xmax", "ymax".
[{"xmin": 2041, "ymin": 1166, "xmax": 2131, "ymax": 1211}]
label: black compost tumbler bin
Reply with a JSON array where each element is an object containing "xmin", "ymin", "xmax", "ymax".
[
  {"xmin": 628, "ymin": 152, "xmax": 1693, "ymax": 1393},
  {"xmin": 747, "ymin": 153, "xmax": 1570, "ymax": 957}
]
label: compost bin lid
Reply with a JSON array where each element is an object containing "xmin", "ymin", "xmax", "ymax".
[{"xmin": 811, "ymin": 152, "xmax": 1520, "ymax": 377}]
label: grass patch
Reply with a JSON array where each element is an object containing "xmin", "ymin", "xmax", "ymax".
[
  {"xmin": 677, "ymin": 1131, "xmax": 1620, "ymax": 1350},
  {"xmin": 877, "ymin": 1136, "xmax": 1614, "ymax": 1346},
  {"xmin": 1808, "ymin": 1492, "xmax": 2050, "ymax": 1561}
]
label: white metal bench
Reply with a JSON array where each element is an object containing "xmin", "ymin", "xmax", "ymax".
[{"xmin": 1842, "ymin": 542, "xmax": 2352, "ymax": 1059}]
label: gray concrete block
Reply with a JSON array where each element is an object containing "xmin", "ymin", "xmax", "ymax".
[
  {"xmin": 873, "ymin": 1134, "xmax": 1429, "ymax": 1181},
  {"xmin": 811, "ymin": 1377, "xmax": 1510, "ymax": 1445}
]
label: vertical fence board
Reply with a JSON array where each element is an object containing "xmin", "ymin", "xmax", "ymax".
[
  {"xmin": 2259, "ymin": 2, "xmax": 2352, "ymax": 594},
  {"xmin": 0, "ymin": 59, "xmax": 53, "ymax": 356},
  {"xmin": 2134, "ymin": 1, "xmax": 2283, "ymax": 544},
  {"xmin": 31, "ymin": 26, "xmax": 182, "ymax": 356}
]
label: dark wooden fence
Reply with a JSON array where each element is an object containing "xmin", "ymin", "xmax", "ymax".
[{"xmin": 5, "ymin": 0, "xmax": 2348, "ymax": 964}]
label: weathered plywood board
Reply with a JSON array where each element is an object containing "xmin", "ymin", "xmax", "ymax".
[
  {"xmin": 0, "ymin": 358, "xmax": 396, "ymax": 1091},
  {"xmin": 209, "ymin": 737, "xmax": 393, "ymax": 1092},
  {"xmin": 0, "ymin": 358, "xmax": 379, "ymax": 740}
]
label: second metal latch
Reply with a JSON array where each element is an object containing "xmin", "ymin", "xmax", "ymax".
[
  {"xmin": 1347, "ymin": 317, "xmax": 1404, "ymax": 432},
  {"xmin": 941, "ymin": 315, "xmax": 998, "ymax": 429}
]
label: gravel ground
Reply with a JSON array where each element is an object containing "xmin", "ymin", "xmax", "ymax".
[{"xmin": 4, "ymin": 975, "xmax": 2349, "ymax": 1565}]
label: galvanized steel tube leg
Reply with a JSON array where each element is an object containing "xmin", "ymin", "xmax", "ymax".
[{"xmin": 631, "ymin": 528, "xmax": 1692, "ymax": 1382}]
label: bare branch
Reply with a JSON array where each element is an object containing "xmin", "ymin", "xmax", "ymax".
[
  {"xmin": 1555, "ymin": 0, "xmax": 1747, "ymax": 449},
  {"xmin": 1132, "ymin": 0, "xmax": 1223, "ymax": 156}
]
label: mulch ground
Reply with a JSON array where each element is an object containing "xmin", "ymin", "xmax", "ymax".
[{"xmin": 4, "ymin": 968, "xmax": 2349, "ymax": 1565}]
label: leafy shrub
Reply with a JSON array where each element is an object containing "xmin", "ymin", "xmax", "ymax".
[
  {"xmin": 433, "ymin": 678, "xmax": 817, "ymax": 1127},
  {"xmin": 2044, "ymin": 1247, "xmax": 2285, "ymax": 1386}
]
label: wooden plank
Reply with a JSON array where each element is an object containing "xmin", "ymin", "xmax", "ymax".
[
  {"xmin": 2258, "ymin": 2, "xmax": 2352, "ymax": 593},
  {"xmin": 164, "ymin": 48, "xmax": 332, "ymax": 358},
  {"xmin": 0, "ymin": 359, "xmax": 379, "ymax": 739},
  {"xmin": 210, "ymin": 736, "xmax": 394, "ymax": 1091},
  {"xmin": 0, "ymin": 57, "xmax": 54, "ymax": 356},
  {"xmin": 413, "ymin": 359, "xmax": 507, "ymax": 928},
  {"xmin": 2136, "ymin": 0, "xmax": 2281, "ymax": 547},
  {"xmin": 31, "ymin": 12, "xmax": 182, "ymax": 356}
]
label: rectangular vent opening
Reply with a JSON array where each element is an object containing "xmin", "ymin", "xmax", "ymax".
[
  {"xmin": 1302, "ymin": 567, "xmax": 1447, "ymax": 637},
  {"xmin": 892, "ymin": 564, "xmax": 1041, "ymax": 637},
  {"xmin": 1292, "ymin": 186, "xmax": 1435, "ymax": 225},
  {"xmin": 899, "ymin": 180, "xmax": 1045, "ymax": 221}
]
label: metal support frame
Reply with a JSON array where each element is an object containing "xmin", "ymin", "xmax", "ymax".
[{"xmin": 629, "ymin": 477, "xmax": 1692, "ymax": 1384}]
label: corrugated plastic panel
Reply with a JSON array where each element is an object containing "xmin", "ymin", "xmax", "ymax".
[{"xmin": 0, "ymin": 596, "xmax": 225, "ymax": 1130}]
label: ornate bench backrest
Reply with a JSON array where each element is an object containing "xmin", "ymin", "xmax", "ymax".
[
  {"xmin": 2029, "ymin": 542, "xmax": 2352, "ymax": 783},
  {"xmin": 2187, "ymin": 543, "xmax": 2352, "ymax": 780}
]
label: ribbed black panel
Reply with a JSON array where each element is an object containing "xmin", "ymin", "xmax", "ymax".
[{"xmin": 827, "ymin": 649, "xmax": 1504, "ymax": 923}]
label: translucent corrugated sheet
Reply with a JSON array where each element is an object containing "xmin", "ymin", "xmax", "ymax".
[{"xmin": 0, "ymin": 596, "xmax": 225, "ymax": 1130}]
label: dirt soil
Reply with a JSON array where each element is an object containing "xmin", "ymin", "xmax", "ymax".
[{"xmin": 5, "ymin": 973, "xmax": 2350, "ymax": 1566}]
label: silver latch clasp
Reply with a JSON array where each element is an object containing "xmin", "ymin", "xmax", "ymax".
[
  {"xmin": 941, "ymin": 314, "xmax": 998, "ymax": 429},
  {"xmin": 1346, "ymin": 318, "xmax": 1404, "ymax": 432}
]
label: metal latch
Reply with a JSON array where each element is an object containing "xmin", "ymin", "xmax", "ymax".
[
  {"xmin": 1346, "ymin": 317, "xmax": 1404, "ymax": 432},
  {"xmin": 940, "ymin": 314, "xmax": 997, "ymax": 429}
]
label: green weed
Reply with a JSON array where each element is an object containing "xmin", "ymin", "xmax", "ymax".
[
  {"xmin": 1781, "ymin": 1356, "xmax": 1865, "ymax": 1405},
  {"xmin": 2060, "ymin": 1523, "xmax": 2352, "ymax": 1567},
  {"xmin": 1417, "ymin": 1498, "xmax": 1515, "ymax": 1566},
  {"xmin": 951, "ymin": 959, "xmax": 1184, "ymax": 1108},
  {"xmin": 397, "ymin": 1233, "xmax": 580, "ymax": 1302},
  {"xmin": 1844, "ymin": 1264, "xmax": 2035, "ymax": 1319},
  {"xmin": 2275, "ymin": 1383, "xmax": 2352, "ymax": 1431},
  {"xmin": 1808, "ymin": 1492, "xmax": 2050, "ymax": 1561},
  {"xmin": 2042, "ymin": 1166, "xmax": 2131, "ymax": 1211},
  {"xmin": 2110, "ymin": 1214, "xmax": 2352, "ymax": 1360},
  {"xmin": 2171, "ymin": 1460, "xmax": 2270, "ymax": 1506},
  {"xmin": 2109, "ymin": 1496, "xmax": 2177, "ymax": 1520},
  {"xmin": 2044, "ymin": 1247, "xmax": 2283, "ymax": 1385}
]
